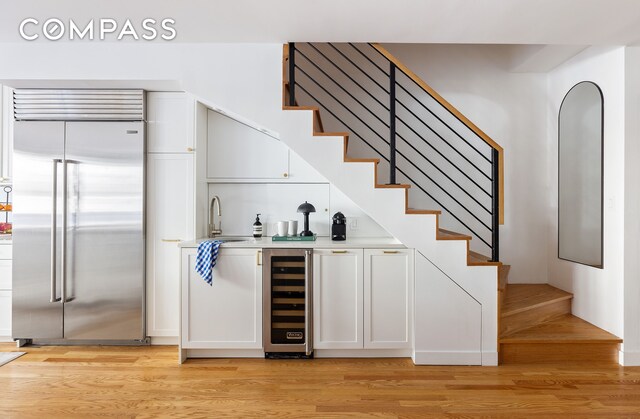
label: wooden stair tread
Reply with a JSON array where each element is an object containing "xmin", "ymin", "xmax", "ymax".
[
  {"xmin": 437, "ymin": 228, "xmax": 471, "ymax": 241},
  {"xmin": 375, "ymin": 183, "xmax": 410, "ymax": 189},
  {"xmin": 405, "ymin": 208, "xmax": 441, "ymax": 215},
  {"xmin": 467, "ymin": 250, "xmax": 501, "ymax": 266},
  {"xmin": 313, "ymin": 132, "xmax": 349, "ymax": 137},
  {"xmin": 499, "ymin": 314, "xmax": 622, "ymax": 344},
  {"xmin": 502, "ymin": 284, "xmax": 573, "ymax": 318},
  {"xmin": 344, "ymin": 157, "xmax": 380, "ymax": 164}
]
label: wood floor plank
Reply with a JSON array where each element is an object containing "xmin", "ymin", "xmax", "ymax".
[{"xmin": 1, "ymin": 344, "xmax": 640, "ymax": 417}]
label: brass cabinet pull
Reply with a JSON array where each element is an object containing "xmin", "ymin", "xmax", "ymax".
[
  {"xmin": 283, "ymin": 173, "xmax": 289, "ymax": 178},
  {"xmin": 187, "ymin": 147, "xmax": 194, "ymax": 152},
  {"xmin": 161, "ymin": 239, "xmax": 183, "ymax": 243},
  {"xmin": 257, "ymin": 250, "xmax": 262, "ymax": 266},
  {"xmin": 332, "ymin": 250, "xmax": 347, "ymax": 254},
  {"xmin": 383, "ymin": 250, "xmax": 399, "ymax": 254}
]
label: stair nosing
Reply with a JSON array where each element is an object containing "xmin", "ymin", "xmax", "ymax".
[
  {"xmin": 501, "ymin": 294, "xmax": 573, "ymax": 318},
  {"xmin": 499, "ymin": 336, "xmax": 622, "ymax": 344}
]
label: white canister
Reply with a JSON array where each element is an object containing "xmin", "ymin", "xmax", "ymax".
[
  {"xmin": 288, "ymin": 220, "xmax": 298, "ymax": 237},
  {"xmin": 277, "ymin": 221, "xmax": 289, "ymax": 237}
]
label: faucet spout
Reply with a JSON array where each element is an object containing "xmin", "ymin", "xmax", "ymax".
[{"xmin": 209, "ymin": 195, "xmax": 222, "ymax": 238}]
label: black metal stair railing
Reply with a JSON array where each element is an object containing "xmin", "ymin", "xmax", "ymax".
[{"xmin": 287, "ymin": 42, "xmax": 501, "ymax": 261}]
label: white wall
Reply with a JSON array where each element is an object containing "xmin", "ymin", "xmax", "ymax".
[
  {"xmin": 624, "ymin": 46, "xmax": 640, "ymax": 364},
  {"xmin": 382, "ymin": 44, "xmax": 549, "ymax": 283},
  {"xmin": 546, "ymin": 46, "xmax": 625, "ymax": 339}
]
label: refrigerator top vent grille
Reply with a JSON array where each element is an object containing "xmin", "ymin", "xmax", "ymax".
[{"xmin": 13, "ymin": 89, "xmax": 145, "ymax": 121}]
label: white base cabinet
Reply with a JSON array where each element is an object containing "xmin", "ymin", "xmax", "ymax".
[
  {"xmin": 313, "ymin": 248, "xmax": 413, "ymax": 351},
  {"xmin": 181, "ymin": 248, "xmax": 262, "ymax": 349},
  {"xmin": 313, "ymin": 249, "xmax": 364, "ymax": 349},
  {"xmin": 364, "ymin": 249, "xmax": 414, "ymax": 349}
]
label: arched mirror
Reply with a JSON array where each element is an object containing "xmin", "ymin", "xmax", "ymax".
[{"xmin": 558, "ymin": 81, "xmax": 603, "ymax": 268}]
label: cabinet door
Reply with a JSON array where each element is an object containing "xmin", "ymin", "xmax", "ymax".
[
  {"xmin": 147, "ymin": 92, "xmax": 194, "ymax": 153},
  {"xmin": 313, "ymin": 249, "xmax": 363, "ymax": 349},
  {"xmin": 364, "ymin": 249, "xmax": 414, "ymax": 349},
  {"xmin": 182, "ymin": 248, "xmax": 262, "ymax": 349},
  {"xmin": 0, "ymin": 259, "xmax": 11, "ymax": 290},
  {"xmin": 206, "ymin": 109, "xmax": 289, "ymax": 180},
  {"xmin": 0, "ymin": 85, "xmax": 13, "ymax": 182},
  {"xmin": 0, "ymin": 290, "xmax": 11, "ymax": 339},
  {"xmin": 146, "ymin": 154, "xmax": 194, "ymax": 337}
]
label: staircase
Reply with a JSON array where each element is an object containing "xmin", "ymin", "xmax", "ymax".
[
  {"xmin": 277, "ymin": 42, "xmax": 621, "ymax": 366},
  {"xmin": 499, "ymin": 284, "xmax": 622, "ymax": 364}
]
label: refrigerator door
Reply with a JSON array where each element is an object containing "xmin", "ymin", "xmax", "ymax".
[
  {"xmin": 63, "ymin": 122, "xmax": 145, "ymax": 340},
  {"xmin": 12, "ymin": 121, "xmax": 65, "ymax": 339}
]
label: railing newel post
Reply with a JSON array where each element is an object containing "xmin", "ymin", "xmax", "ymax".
[
  {"xmin": 491, "ymin": 148, "xmax": 500, "ymax": 262},
  {"xmin": 289, "ymin": 42, "xmax": 296, "ymax": 107},
  {"xmin": 389, "ymin": 62, "xmax": 397, "ymax": 185}
]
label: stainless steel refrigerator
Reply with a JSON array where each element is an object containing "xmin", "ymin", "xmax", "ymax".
[{"xmin": 12, "ymin": 120, "xmax": 146, "ymax": 344}]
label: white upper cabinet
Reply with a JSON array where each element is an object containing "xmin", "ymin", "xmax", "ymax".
[
  {"xmin": 147, "ymin": 92, "xmax": 195, "ymax": 153},
  {"xmin": 364, "ymin": 249, "xmax": 414, "ymax": 349},
  {"xmin": 0, "ymin": 85, "xmax": 13, "ymax": 182},
  {"xmin": 313, "ymin": 249, "xmax": 364, "ymax": 349},
  {"xmin": 207, "ymin": 110, "xmax": 289, "ymax": 180}
]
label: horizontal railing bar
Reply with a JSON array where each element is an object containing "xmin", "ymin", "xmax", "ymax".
[
  {"xmin": 396, "ymin": 97, "xmax": 492, "ymax": 180},
  {"xmin": 348, "ymin": 43, "xmax": 390, "ymax": 78},
  {"xmin": 299, "ymin": 51, "xmax": 490, "ymax": 199},
  {"xmin": 295, "ymin": 74, "xmax": 492, "ymax": 229},
  {"xmin": 296, "ymin": 81, "xmax": 492, "ymax": 235},
  {"xmin": 294, "ymin": 68, "xmax": 389, "ymax": 145},
  {"xmin": 294, "ymin": 55, "xmax": 390, "ymax": 128},
  {"xmin": 396, "ymin": 135, "xmax": 492, "ymax": 213},
  {"xmin": 395, "ymin": 111, "xmax": 493, "ymax": 189},
  {"xmin": 295, "ymin": 83, "xmax": 390, "ymax": 162},
  {"xmin": 394, "ymin": 151, "xmax": 492, "ymax": 230},
  {"xmin": 303, "ymin": 44, "xmax": 390, "ymax": 111},
  {"xmin": 368, "ymin": 42, "xmax": 500, "ymax": 153},
  {"xmin": 396, "ymin": 81, "xmax": 491, "ymax": 163},
  {"xmin": 322, "ymin": 43, "xmax": 390, "ymax": 95},
  {"xmin": 399, "ymin": 167, "xmax": 492, "ymax": 247}
]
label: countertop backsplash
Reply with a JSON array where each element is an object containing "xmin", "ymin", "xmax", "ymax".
[{"xmin": 206, "ymin": 182, "xmax": 391, "ymax": 238}]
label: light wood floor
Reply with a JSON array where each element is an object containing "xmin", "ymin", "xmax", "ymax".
[{"xmin": 1, "ymin": 344, "xmax": 640, "ymax": 418}]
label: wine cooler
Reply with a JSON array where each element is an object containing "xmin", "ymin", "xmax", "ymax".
[{"xmin": 263, "ymin": 248, "xmax": 313, "ymax": 358}]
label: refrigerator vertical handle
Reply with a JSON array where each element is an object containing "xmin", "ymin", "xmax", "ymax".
[
  {"xmin": 304, "ymin": 249, "xmax": 313, "ymax": 356},
  {"xmin": 60, "ymin": 159, "xmax": 68, "ymax": 303},
  {"xmin": 50, "ymin": 159, "xmax": 61, "ymax": 303}
]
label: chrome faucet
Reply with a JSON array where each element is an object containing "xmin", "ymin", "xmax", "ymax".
[{"xmin": 209, "ymin": 195, "xmax": 222, "ymax": 237}]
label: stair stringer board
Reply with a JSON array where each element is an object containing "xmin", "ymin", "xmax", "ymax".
[{"xmin": 279, "ymin": 109, "xmax": 498, "ymax": 365}]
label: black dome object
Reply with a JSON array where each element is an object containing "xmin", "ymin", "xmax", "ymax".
[{"xmin": 297, "ymin": 201, "xmax": 316, "ymax": 214}]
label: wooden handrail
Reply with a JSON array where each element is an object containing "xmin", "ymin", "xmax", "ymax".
[{"xmin": 371, "ymin": 43, "xmax": 504, "ymax": 224}]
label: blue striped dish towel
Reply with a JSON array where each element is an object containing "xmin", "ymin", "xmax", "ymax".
[{"xmin": 196, "ymin": 240, "xmax": 223, "ymax": 285}]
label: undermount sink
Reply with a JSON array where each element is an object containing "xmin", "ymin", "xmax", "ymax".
[{"xmin": 213, "ymin": 238, "xmax": 248, "ymax": 243}]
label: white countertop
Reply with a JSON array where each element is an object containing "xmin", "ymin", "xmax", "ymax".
[{"xmin": 179, "ymin": 236, "xmax": 405, "ymax": 249}]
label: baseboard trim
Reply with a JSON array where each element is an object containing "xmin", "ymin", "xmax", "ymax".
[
  {"xmin": 184, "ymin": 349, "xmax": 265, "ymax": 359},
  {"xmin": 619, "ymin": 350, "xmax": 640, "ymax": 366},
  {"xmin": 150, "ymin": 336, "xmax": 178, "ymax": 346},
  {"xmin": 482, "ymin": 351, "xmax": 498, "ymax": 366},
  {"xmin": 0, "ymin": 336, "xmax": 13, "ymax": 343},
  {"xmin": 315, "ymin": 349, "xmax": 411, "ymax": 358},
  {"xmin": 412, "ymin": 350, "xmax": 482, "ymax": 365}
]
